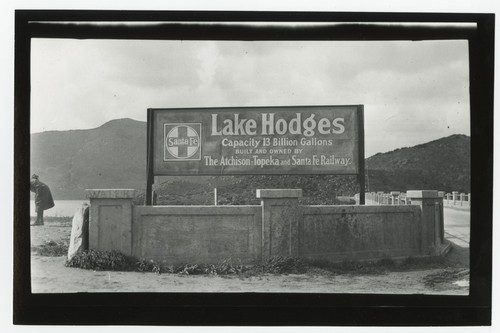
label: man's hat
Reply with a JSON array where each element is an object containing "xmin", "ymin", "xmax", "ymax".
[{"xmin": 31, "ymin": 174, "xmax": 39, "ymax": 179}]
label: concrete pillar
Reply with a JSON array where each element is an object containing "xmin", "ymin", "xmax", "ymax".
[
  {"xmin": 86, "ymin": 189, "xmax": 136, "ymax": 255},
  {"xmin": 152, "ymin": 190, "xmax": 157, "ymax": 205},
  {"xmin": 468, "ymin": 193, "xmax": 471, "ymax": 206},
  {"xmin": 438, "ymin": 191, "xmax": 445, "ymax": 207},
  {"xmin": 257, "ymin": 189, "xmax": 302, "ymax": 259},
  {"xmin": 407, "ymin": 190, "xmax": 444, "ymax": 255},
  {"xmin": 354, "ymin": 193, "xmax": 359, "ymax": 205},
  {"xmin": 452, "ymin": 191, "xmax": 459, "ymax": 205},
  {"xmin": 460, "ymin": 193, "xmax": 466, "ymax": 206},
  {"xmin": 446, "ymin": 193, "xmax": 452, "ymax": 206},
  {"xmin": 377, "ymin": 192, "xmax": 384, "ymax": 205},
  {"xmin": 401, "ymin": 194, "xmax": 407, "ymax": 204},
  {"xmin": 390, "ymin": 191, "xmax": 400, "ymax": 205}
]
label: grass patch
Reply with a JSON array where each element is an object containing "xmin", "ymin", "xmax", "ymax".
[
  {"xmin": 398, "ymin": 255, "xmax": 450, "ymax": 271},
  {"xmin": 135, "ymin": 258, "xmax": 248, "ymax": 275},
  {"xmin": 423, "ymin": 269, "xmax": 469, "ymax": 287},
  {"xmin": 33, "ymin": 240, "xmax": 69, "ymax": 257},
  {"xmin": 65, "ymin": 250, "xmax": 136, "ymax": 271},
  {"xmin": 172, "ymin": 259, "xmax": 248, "ymax": 275},
  {"xmin": 63, "ymin": 250, "xmax": 464, "ymax": 277},
  {"xmin": 305, "ymin": 258, "xmax": 395, "ymax": 275},
  {"xmin": 66, "ymin": 251, "xmax": 249, "ymax": 275},
  {"xmin": 30, "ymin": 216, "xmax": 72, "ymax": 223},
  {"xmin": 261, "ymin": 256, "xmax": 308, "ymax": 274}
]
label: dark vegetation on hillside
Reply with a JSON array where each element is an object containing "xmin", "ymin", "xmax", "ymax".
[
  {"xmin": 133, "ymin": 175, "xmax": 359, "ymax": 205},
  {"xmin": 366, "ymin": 134, "xmax": 470, "ymax": 193},
  {"xmin": 31, "ymin": 118, "xmax": 470, "ymax": 201}
]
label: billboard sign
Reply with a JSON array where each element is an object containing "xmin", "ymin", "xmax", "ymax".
[{"xmin": 149, "ymin": 105, "xmax": 364, "ymax": 176}]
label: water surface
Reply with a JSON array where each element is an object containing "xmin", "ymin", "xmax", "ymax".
[{"xmin": 30, "ymin": 200, "xmax": 89, "ymax": 217}]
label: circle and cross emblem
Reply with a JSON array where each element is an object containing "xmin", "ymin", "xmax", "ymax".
[{"xmin": 164, "ymin": 124, "xmax": 201, "ymax": 161}]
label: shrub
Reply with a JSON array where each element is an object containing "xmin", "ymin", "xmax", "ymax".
[
  {"xmin": 262, "ymin": 256, "xmax": 307, "ymax": 274},
  {"xmin": 65, "ymin": 250, "xmax": 451, "ymax": 277},
  {"xmin": 66, "ymin": 251, "xmax": 250, "ymax": 276},
  {"xmin": 34, "ymin": 240, "xmax": 69, "ymax": 257},
  {"xmin": 177, "ymin": 264, "xmax": 204, "ymax": 275},
  {"xmin": 65, "ymin": 249, "xmax": 135, "ymax": 271},
  {"xmin": 214, "ymin": 258, "xmax": 246, "ymax": 275},
  {"xmin": 173, "ymin": 259, "xmax": 248, "ymax": 275},
  {"xmin": 423, "ymin": 269, "xmax": 469, "ymax": 287},
  {"xmin": 136, "ymin": 258, "xmax": 163, "ymax": 274},
  {"xmin": 399, "ymin": 255, "xmax": 447, "ymax": 270}
]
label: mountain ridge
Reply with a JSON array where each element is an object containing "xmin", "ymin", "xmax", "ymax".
[{"xmin": 30, "ymin": 119, "xmax": 470, "ymax": 200}]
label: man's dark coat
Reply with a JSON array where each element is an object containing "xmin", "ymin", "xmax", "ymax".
[{"xmin": 30, "ymin": 180, "xmax": 55, "ymax": 212}]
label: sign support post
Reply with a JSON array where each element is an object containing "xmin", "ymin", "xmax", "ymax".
[
  {"xmin": 146, "ymin": 108, "xmax": 154, "ymax": 205},
  {"xmin": 358, "ymin": 105, "xmax": 366, "ymax": 205}
]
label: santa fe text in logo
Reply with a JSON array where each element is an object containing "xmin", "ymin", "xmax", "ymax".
[{"xmin": 164, "ymin": 123, "xmax": 201, "ymax": 161}]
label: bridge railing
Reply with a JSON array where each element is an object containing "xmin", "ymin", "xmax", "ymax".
[
  {"xmin": 356, "ymin": 191, "xmax": 470, "ymax": 208},
  {"xmin": 441, "ymin": 191, "xmax": 471, "ymax": 208}
]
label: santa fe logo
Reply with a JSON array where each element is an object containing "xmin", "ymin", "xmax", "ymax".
[{"xmin": 164, "ymin": 123, "xmax": 202, "ymax": 161}]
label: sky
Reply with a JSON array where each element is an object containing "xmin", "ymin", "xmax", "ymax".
[{"xmin": 30, "ymin": 36, "xmax": 470, "ymax": 157}]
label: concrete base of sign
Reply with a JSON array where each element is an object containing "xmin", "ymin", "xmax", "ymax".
[{"xmin": 87, "ymin": 189, "xmax": 447, "ymax": 264}]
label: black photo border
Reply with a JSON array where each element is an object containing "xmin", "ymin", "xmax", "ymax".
[{"xmin": 14, "ymin": 10, "xmax": 494, "ymax": 326}]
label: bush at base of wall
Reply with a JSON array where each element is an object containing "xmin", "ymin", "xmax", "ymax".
[{"xmin": 64, "ymin": 250, "xmax": 455, "ymax": 276}]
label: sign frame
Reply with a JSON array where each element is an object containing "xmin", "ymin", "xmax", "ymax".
[{"xmin": 146, "ymin": 105, "xmax": 365, "ymax": 205}]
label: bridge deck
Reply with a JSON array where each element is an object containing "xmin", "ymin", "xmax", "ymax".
[{"xmin": 444, "ymin": 207, "xmax": 470, "ymax": 248}]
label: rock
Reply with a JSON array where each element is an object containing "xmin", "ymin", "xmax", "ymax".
[{"xmin": 67, "ymin": 203, "xmax": 89, "ymax": 260}]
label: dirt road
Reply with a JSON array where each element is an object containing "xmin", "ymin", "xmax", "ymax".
[{"xmin": 444, "ymin": 207, "xmax": 470, "ymax": 248}]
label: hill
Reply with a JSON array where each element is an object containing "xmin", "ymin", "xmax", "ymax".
[
  {"xmin": 31, "ymin": 118, "xmax": 147, "ymax": 199},
  {"xmin": 365, "ymin": 134, "xmax": 470, "ymax": 193},
  {"xmin": 30, "ymin": 119, "xmax": 470, "ymax": 201}
]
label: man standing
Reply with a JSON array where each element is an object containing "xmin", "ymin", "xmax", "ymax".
[{"xmin": 30, "ymin": 174, "xmax": 55, "ymax": 226}]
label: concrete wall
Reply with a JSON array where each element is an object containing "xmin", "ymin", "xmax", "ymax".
[
  {"xmin": 87, "ymin": 189, "xmax": 448, "ymax": 264},
  {"xmin": 300, "ymin": 205, "xmax": 421, "ymax": 261},
  {"xmin": 133, "ymin": 205, "xmax": 262, "ymax": 264}
]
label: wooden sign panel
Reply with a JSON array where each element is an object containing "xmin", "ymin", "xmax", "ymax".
[{"xmin": 149, "ymin": 105, "xmax": 364, "ymax": 176}]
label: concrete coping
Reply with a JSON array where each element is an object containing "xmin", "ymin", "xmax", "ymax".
[
  {"xmin": 390, "ymin": 191, "xmax": 401, "ymax": 195},
  {"xmin": 256, "ymin": 189, "xmax": 303, "ymax": 199},
  {"xmin": 406, "ymin": 190, "xmax": 439, "ymax": 199},
  {"xmin": 438, "ymin": 191, "xmax": 445, "ymax": 197},
  {"xmin": 86, "ymin": 189, "xmax": 137, "ymax": 199}
]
